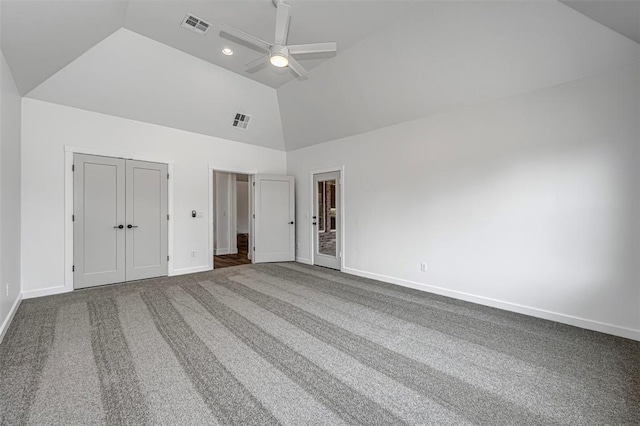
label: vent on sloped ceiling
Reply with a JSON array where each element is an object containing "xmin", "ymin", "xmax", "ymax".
[
  {"xmin": 181, "ymin": 13, "xmax": 211, "ymax": 36},
  {"xmin": 232, "ymin": 113, "xmax": 251, "ymax": 130}
]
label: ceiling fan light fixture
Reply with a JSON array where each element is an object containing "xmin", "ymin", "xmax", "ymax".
[
  {"xmin": 221, "ymin": 47, "xmax": 234, "ymax": 56},
  {"xmin": 270, "ymin": 53, "xmax": 289, "ymax": 67}
]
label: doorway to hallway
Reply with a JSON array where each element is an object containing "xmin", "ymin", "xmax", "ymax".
[
  {"xmin": 212, "ymin": 172, "xmax": 251, "ymax": 269},
  {"xmin": 210, "ymin": 168, "xmax": 296, "ymax": 270}
]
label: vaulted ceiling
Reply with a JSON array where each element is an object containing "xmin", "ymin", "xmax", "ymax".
[
  {"xmin": 1, "ymin": 0, "xmax": 638, "ymax": 151},
  {"xmin": 1, "ymin": 0, "xmax": 420, "ymax": 94}
]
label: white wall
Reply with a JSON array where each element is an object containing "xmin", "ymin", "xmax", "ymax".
[
  {"xmin": 21, "ymin": 98, "xmax": 285, "ymax": 296},
  {"xmin": 0, "ymin": 49, "xmax": 22, "ymax": 340},
  {"xmin": 27, "ymin": 29, "xmax": 286, "ymax": 150},
  {"xmin": 287, "ymin": 63, "xmax": 640, "ymax": 340},
  {"xmin": 214, "ymin": 171, "xmax": 237, "ymax": 255},
  {"xmin": 237, "ymin": 181, "xmax": 249, "ymax": 234}
]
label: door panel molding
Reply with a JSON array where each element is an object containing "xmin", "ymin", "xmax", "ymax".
[
  {"xmin": 309, "ymin": 166, "xmax": 345, "ymax": 270},
  {"xmin": 254, "ymin": 174, "xmax": 295, "ymax": 263},
  {"xmin": 64, "ymin": 146, "xmax": 174, "ymax": 294},
  {"xmin": 125, "ymin": 160, "xmax": 169, "ymax": 281},
  {"xmin": 73, "ymin": 154, "xmax": 168, "ymax": 289},
  {"xmin": 73, "ymin": 154, "xmax": 126, "ymax": 288}
]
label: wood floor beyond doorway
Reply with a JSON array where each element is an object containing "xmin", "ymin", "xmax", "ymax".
[{"xmin": 214, "ymin": 233, "xmax": 251, "ymax": 269}]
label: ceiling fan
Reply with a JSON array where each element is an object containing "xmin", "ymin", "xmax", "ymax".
[{"xmin": 219, "ymin": 0, "xmax": 337, "ymax": 79}]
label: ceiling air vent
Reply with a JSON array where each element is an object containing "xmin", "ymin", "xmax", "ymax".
[
  {"xmin": 181, "ymin": 14, "xmax": 211, "ymax": 36},
  {"xmin": 232, "ymin": 113, "xmax": 251, "ymax": 130}
]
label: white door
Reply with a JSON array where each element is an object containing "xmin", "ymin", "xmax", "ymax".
[
  {"xmin": 74, "ymin": 154, "xmax": 168, "ymax": 289},
  {"xmin": 253, "ymin": 175, "xmax": 295, "ymax": 263},
  {"xmin": 313, "ymin": 171, "xmax": 341, "ymax": 270},
  {"xmin": 74, "ymin": 154, "xmax": 126, "ymax": 288},
  {"xmin": 125, "ymin": 160, "xmax": 168, "ymax": 281}
]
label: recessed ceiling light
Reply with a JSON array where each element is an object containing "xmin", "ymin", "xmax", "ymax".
[{"xmin": 222, "ymin": 48, "xmax": 233, "ymax": 56}]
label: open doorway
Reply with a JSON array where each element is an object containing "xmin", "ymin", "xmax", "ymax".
[{"xmin": 212, "ymin": 171, "xmax": 252, "ymax": 269}]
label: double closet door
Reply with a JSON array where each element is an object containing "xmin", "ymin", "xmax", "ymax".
[{"xmin": 73, "ymin": 154, "xmax": 168, "ymax": 289}]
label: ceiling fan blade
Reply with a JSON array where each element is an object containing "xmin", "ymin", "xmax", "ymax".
[
  {"xmin": 287, "ymin": 57, "xmax": 308, "ymax": 79},
  {"xmin": 244, "ymin": 54, "xmax": 270, "ymax": 73},
  {"xmin": 273, "ymin": 2, "xmax": 291, "ymax": 45},
  {"xmin": 288, "ymin": 42, "xmax": 337, "ymax": 55},
  {"xmin": 219, "ymin": 23, "xmax": 271, "ymax": 52}
]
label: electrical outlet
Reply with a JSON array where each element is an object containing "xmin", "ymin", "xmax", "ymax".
[
  {"xmin": 420, "ymin": 262, "xmax": 427, "ymax": 272},
  {"xmin": 191, "ymin": 250, "xmax": 196, "ymax": 258},
  {"xmin": 296, "ymin": 243, "xmax": 300, "ymax": 250},
  {"xmin": 5, "ymin": 283, "xmax": 9, "ymax": 297}
]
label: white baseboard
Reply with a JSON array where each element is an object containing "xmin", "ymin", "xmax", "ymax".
[
  {"xmin": 171, "ymin": 265, "xmax": 212, "ymax": 276},
  {"xmin": 342, "ymin": 267, "xmax": 640, "ymax": 342},
  {"xmin": 22, "ymin": 285, "xmax": 70, "ymax": 300},
  {"xmin": 295, "ymin": 257, "xmax": 312, "ymax": 265},
  {"xmin": 0, "ymin": 293, "xmax": 22, "ymax": 343},
  {"xmin": 215, "ymin": 248, "xmax": 231, "ymax": 255},
  {"xmin": 22, "ymin": 265, "xmax": 214, "ymax": 298}
]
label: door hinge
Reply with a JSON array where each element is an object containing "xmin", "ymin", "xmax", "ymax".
[
  {"xmin": 253, "ymin": 246, "xmax": 255, "ymax": 251},
  {"xmin": 167, "ymin": 173, "xmax": 170, "ymax": 179},
  {"xmin": 72, "ymin": 164, "xmax": 75, "ymax": 172},
  {"xmin": 253, "ymin": 182, "xmax": 255, "ymax": 187},
  {"xmin": 167, "ymin": 255, "xmax": 170, "ymax": 261},
  {"xmin": 167, "ymin": 214, "xmax": 170, "ymax": 220},
  {"xmin": 72, "ymin": 214, "xmax": 75, "ymax": 221},
  {"xmin": 252, "ymin": 214, "xmax": 255, "ymax": 219},
  {"xmin": 72, "ymin": 265, "xmax": 75, "ymax": 272}
]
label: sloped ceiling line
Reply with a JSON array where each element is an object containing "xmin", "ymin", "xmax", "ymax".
[{"xmin": 3, "ymin": 0, "xmax": 639, "ymax": 152}]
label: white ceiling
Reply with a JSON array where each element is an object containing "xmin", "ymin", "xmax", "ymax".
[
  {"xmin": 0, "ymin": 0, "xmax": 420, "ymax": 94},
  {"xmin": 3, "ymin": 0, "xmax": 635, "ymax": 95},
  {"xmin": 0, "ymin": 0, "xmax": 129, "ymax": 95},
  {"xmin": 561, "ymin": 0, "xmax": 640, "ymax": 44},
  {"xmin": 123, "ymin": 0, "xmax": 420, "ymax": 89},
  {"xmin": 1, "ymin": 0, "xmax": 638, "ymax": 151},
  {"xmin": 278, "ymin": 0, "xmax": 640, "ymax": 150}
]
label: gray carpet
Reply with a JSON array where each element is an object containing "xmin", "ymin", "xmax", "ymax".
[{"xmin": 1, "ymin": 263, "xmax": 638, "ymax": 425}]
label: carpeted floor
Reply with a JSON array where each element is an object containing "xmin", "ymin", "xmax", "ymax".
[{"xmin": 1, "ymin": 263, "xmax": 638, "ymax": 425}]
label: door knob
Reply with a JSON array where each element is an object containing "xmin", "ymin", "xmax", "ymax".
[
  {"xmin": 289, "ymin": 221, "xmax": 294, "ymax": 225},
  {"xmin": 113, "ymin": 224, "xmax": 124, "ymax": 229},
  {"xmin": 312, "ymin": 222, "xmax": 317, "ymax": 226},
  {"xmin": 127, "ymin": 224, "xmax": 139, "ymax": 229}
]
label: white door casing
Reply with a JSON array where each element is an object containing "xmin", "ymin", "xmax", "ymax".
[
  {"xmin": 313, "ymin": 171, "xmax": 341, "ymax": 270},
  {"xmin": 253, "ymin": 175, "xmax": 295, "ymax": 263},
  {"xmin": 125, "ymin": 160, "xmax": 168, "ymax": 281},
  {"xmin": 73, "ymin": 154, "xmax": 126, "ymax": 289}
]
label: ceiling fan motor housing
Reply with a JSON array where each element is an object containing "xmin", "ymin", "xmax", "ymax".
[{"xmin": 270, "ymin": 45, "xmax": 289, "ymax": 58}]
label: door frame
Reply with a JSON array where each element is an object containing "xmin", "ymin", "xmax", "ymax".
[
  {"xmin": 309, "ymin": 166, "xmax": 345, "ymax": 270},
  {"xmin": 64, "ymin": 146, "xmax": 174, "ymax": 294},
  {"xmin": 208, "ymin": 164, "xmax": 258, "ymax": 270}
]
